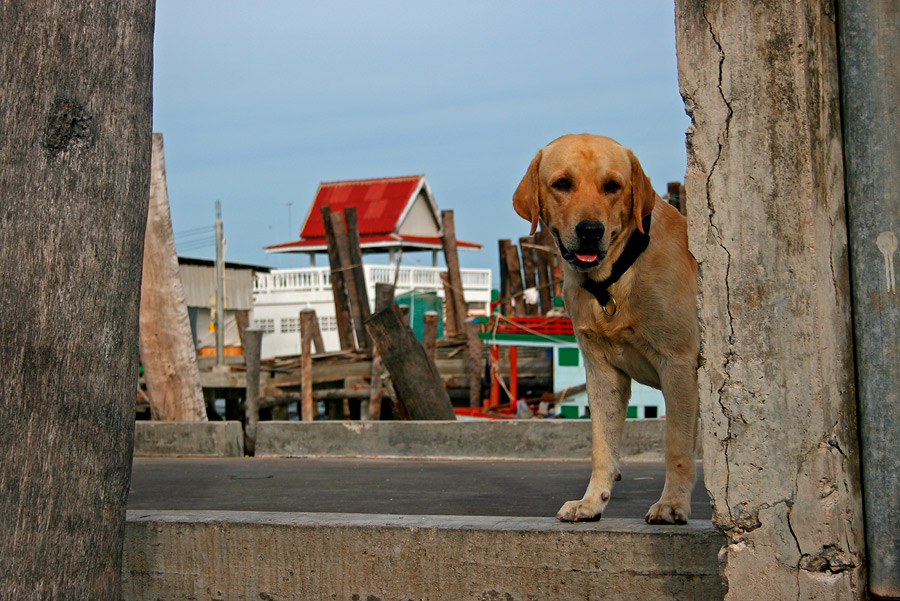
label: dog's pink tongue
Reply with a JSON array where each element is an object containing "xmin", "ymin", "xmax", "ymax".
[{"xmin": 576, "ymin": 252, "xmax": 598, "ymax": 263}]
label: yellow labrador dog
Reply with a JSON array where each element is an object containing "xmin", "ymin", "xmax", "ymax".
[{"xmin": 513, "ymin": 134, "xmax": 699, "ymax": 524}]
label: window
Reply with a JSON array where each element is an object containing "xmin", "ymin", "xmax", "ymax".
[
  {"xmin": 281, "ymin": 316, "xmax": 300, "ymax": 333},
  {"xmin": 253, "ymin": 318, "xmax": 275, "ymax": 333}
]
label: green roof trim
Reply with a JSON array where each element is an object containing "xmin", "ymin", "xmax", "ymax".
[{"xmin": 477, "ymin": 331, "xmax": 577, "ymax": 344}]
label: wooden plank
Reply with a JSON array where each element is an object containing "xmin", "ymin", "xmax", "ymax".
[
  {"xmin": 320, "ymin": 205, "xmax": 356, "ymax": 350},
  {"xmin": 343, "ymin": 206, "xmax": 371, "ymax": 348},
  {"xmin": 365, "ymin": 305, "xmax": 456, "ymax": 420},
  {"xmin": 242, "ymin": 329, "xmax": 263, "ymax": 454},
  {"xmin": 518, "ymin": 236, "xmax": 539, "ymax": 315},
  {"xmin": 300, "ymin": 310, "xmax": 317, "ymax": 421},
  {"xmin": 440, "ymin": 210, "xmax": 467, "ymax": 331}
]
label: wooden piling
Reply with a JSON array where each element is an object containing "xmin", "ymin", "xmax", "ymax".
[
  {"xmin": 365, "ymin": 306, "xmax": 456, "ymax": 420},
  {"xmin": 300, "ymin": 310, "xmax": 317, "ymax": 421},
  {"xmin": 519, "ymin": 236, "xmax": 539, "ymax": 315},
  {"xmin": 343, "ymin": 206, "xmax": 372, "ymax": 348},
  {"xmin": 320, "ymin": 205, "xmax": 356, "ymax": 350},
  {"xmin": 242, "ymin": 329, "xmax": 263, "ymax": 453},
  {"xmin": 440, "ymin": 210, "xmax": 468, "ymax": 331}
]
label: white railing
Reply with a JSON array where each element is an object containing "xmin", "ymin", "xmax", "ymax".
[{"xmin": 254, "ymin": 264, "xmax": 491, "ymax": 296}]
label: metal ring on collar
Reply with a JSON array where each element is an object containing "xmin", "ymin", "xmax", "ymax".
[{"xmin": 603, "ymin": 294, "xmax": 617, "ymax": 317}]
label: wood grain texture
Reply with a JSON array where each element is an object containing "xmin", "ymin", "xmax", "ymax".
[{"xmin": 0, "ymin": 2, "xmax": 155, "ymax": 598}]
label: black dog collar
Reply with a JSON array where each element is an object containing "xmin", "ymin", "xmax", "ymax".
[{"xmin": 580, "ymin": 213, "xmax": 652, "ymax": 316}]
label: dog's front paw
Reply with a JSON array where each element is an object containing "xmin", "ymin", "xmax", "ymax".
[
  {"xmin": 557, "ymin": 497, "xmax": 605, "ymax": 522},
  {"xmin": 645, "ymin": 500, "xmax": 690, "ymax": 525}
]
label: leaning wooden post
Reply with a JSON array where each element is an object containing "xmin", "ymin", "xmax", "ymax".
[
  {"xmin": 440, "ymin": 271, "xmax": 458, "ymax": 336},
  {"xmin": 320, "ymin": 205, "xmax": 356, "ymax": 350},
  {"xmin": 242, "ymin": 329, "xmax": 263, "ymax": 454},
  {"xmin": 440, "ymin": 210, "xmax": 468, "ymax": 332},
  {"xmin": 343, "ymin": 206, "xmax": 372, "ymax": 347},
  {"xmin": 139, "ymin": 133, "xmax": 207, "ymax": 421},
  {"xmin": 368, "ymin": 282, "xmax": 395, "ymax": 420},
  {"xmin": 365, "ymin": 306, "xmax": 456, "ymax": 420},
  {"xmin": 300, "ymin": 310, "xmax": 317, "ymax": 421},
  {"xmin": 330, "ymin": 210, "xmax": 370, "ymax": 349}
]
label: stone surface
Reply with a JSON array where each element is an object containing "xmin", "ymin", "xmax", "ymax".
[
  {"xmin": 133, "ymin": 421, "xmax": 244, "ymax": 457},
  {"xmin": 123, "ymin": 510, "xmax": 725, "ymax": 601},
  {"xmin": 675, "ymin": 1, "xmax": 865, "ymax": 599},
  {"xmin": 255, "ymin": 419, "xmax": 671, "ymax": 460}
]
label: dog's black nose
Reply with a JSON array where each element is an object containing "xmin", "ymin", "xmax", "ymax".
[{"xmin": 575, "ymin": 220, "xmax": 605, "ymax": 243}]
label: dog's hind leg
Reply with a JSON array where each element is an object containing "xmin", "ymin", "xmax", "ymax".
[
  {"xmin": 645, "ymin": 358, "xmax": 699, "ymax": 524},
  {"xmin": 557, "ymin": 360, "xmax": 631, "ymax": 522}
]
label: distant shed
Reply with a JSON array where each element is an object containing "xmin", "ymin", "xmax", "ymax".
[{"xmin": 177, "ymin": 257, "xmax": 271, "ymax": 354}]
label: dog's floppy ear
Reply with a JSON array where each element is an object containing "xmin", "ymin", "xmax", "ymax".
[
  {"xmin": 513, "ymin": 149, "xmax": 543, "ymax": 236},
  {"xmin": 628, "ymin": 149, "xmax": 656, "ymax": 234}
]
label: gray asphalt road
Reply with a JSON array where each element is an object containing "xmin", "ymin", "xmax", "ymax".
[{"xmin": 129, "ymin": 457, "xmax": 711, "ymax": 521}]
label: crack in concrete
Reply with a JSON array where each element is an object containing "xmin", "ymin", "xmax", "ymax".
[{"xmin": 702, "ymin": 1, "xmax": 737, "ymax": 523}]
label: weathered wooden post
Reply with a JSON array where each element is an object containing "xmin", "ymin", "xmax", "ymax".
[
  {"xmin": 498, "ymin": 239, "xmax": 513, "ymax": 315},
  {"xmin": 329, "ymin": 209, "xmax": 370, "ymax": 349},
  {"xmin": 368, "ymin": 283, "xmax": 395, "ymax": 420},
  {"xmin": 440, "ymin": 210, "xmax": 468, "ymax": 331},
  {"xmin": 464, "ymin": 318, "xmax": 484, "ymax": 407},
  {"xmin": 422, "ymin": 311, "xmax": 438, "ymax": 361},
  {"xmin": 503, "ymin": 240, "xmax": 526, "ymax": 316},
  {"xmin": 0, "ymin": 2, "xmax": 154, "ymax": 598},
  {"xmin": 242, "ymin": 329, "xmax": 263, "ymax": 454},
  {"xmin": 320, "ymin": 205, "xmax": 355, "ymax": 350},
  {"xmin": 300, "ymin": 310, "xmax": 317, "ymax": 421},
  {"xmin": 534, "ymin": 229, "xmax": 555, "ymax": 314},
  {"xmin": 676, "ymin": 2, "xmax": 865, "ymax": 598},
  {"xmin": 139, "ymin": 133, "xmax": 207, "ymax": 421},
  {"xmin": 365, "ymin": 306, "xmax": 456, "ymax": 420},
  {"xmin": 343, "ymin": 206, "xmax": 372, "ymax": 347},
  {"xmin": 518, "ymin": 236, "xmax": 539, "ymax": 315},
  {"xmin": 440, "ymin": 271, "xmax": 458, "ymax": 336}
]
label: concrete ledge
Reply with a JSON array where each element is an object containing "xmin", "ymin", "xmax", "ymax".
[
  {"xmin": 123, "ymin": 510, "xmax": 724, "ymax": 601},
  {"xmin": 256, "ymin": 419, "xmax": 668, "ymax": 459},
  {"xmin": 133, "ymin": 421, "xmax": 244, "ymax": 457}
]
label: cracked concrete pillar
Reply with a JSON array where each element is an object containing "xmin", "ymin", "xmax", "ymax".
[{"xmin": 675, "ymin": 1, "xmax": 866, "ymax": 599}]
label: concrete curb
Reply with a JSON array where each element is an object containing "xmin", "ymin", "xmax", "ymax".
[
  {"xmin": 255, "ymin": 419, "xmax": 669, "ymax": 460},
  {"xmin": 123, "ymin": 510, "xmax": 725, "ymax": 601},
  {"xmin": 133, "ymin": 421, "xmax": 244, "ymax": 457}
]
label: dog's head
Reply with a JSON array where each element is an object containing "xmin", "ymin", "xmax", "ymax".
[{"xmin": 513, "ymin": 134, "xmax": 656, "ymax": 272}]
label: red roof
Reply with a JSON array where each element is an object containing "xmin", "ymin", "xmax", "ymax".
[
  {"xmin": 266, "ymin": 175, "xmax": 482, "ymax": 253},
  {"xmin": 299, "ymin": 175, "xmax": 424, "ymax": 239}
]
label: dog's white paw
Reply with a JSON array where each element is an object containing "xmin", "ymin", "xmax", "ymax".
[
  {"xmin": 645, "ymin": 500, "xmax": 690, "ymax": 525},
  {"xmin": 556, "ymin": 496, "xmax": 607, "ymax": 522}
]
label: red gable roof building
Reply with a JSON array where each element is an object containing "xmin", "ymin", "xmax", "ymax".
[{"xmin": 265, "ymin": 175, "xmax": 481, "ymax": 260}]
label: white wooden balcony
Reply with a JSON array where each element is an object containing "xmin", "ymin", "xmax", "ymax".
[{"xmin": 252, "ymin": 264, "xmax": 492, "ymax": 357}]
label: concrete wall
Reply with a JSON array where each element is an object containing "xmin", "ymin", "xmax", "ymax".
[
  {"xmin": 255, "ymin": 419, "xmax": 672, "ymax": 460},
  {"xmin": 123, "ymin": 510, "xmax": 724, "ymax": 601},
  {"xmin": 133, "ymin": 421, "xmax": 244, "ymax": 457},
  {"xmin": 675, "ymin": 1, "xmax": 865, "ymax": 599}
]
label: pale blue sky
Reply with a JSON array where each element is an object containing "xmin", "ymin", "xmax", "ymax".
[{"xmin": 153, "ymin": 1, "xmax": 689, "ymax": 274}]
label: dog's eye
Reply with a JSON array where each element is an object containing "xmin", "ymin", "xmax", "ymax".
[
  {"xmin": 603, "ymin": 180, "xmax": 622, "ymax": 194},
  {"xmin": 551, "ymin": 178, "xmax": 572, "ymax": 192}
]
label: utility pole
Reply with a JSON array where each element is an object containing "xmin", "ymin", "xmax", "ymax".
[{"xmin": 215, "ymin": 201, "xmax": 225, "ymax": 366}]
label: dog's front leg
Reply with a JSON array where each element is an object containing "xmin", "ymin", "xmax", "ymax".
[
  {"xmin": 645, "ymin": 359, "xmax": 699, "ymax": 524},
  {"xmin": 557, "ymin": 358, "xmax": 631, "ymax": 522}
]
